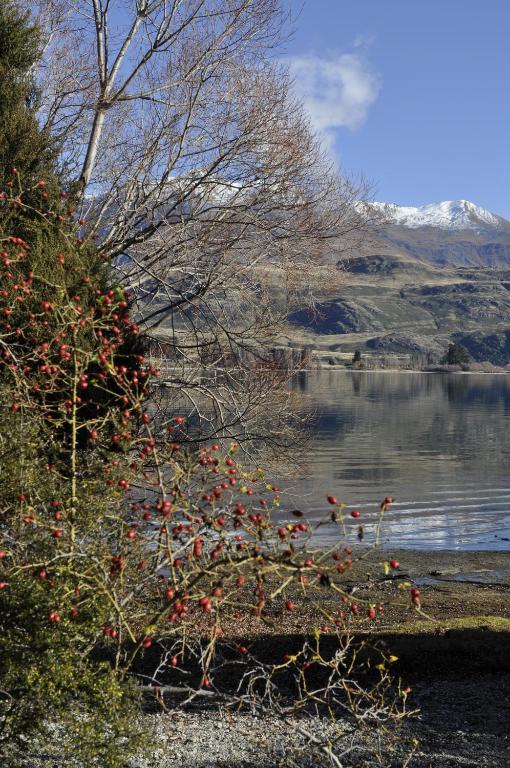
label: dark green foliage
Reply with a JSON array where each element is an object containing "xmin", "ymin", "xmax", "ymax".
[
  {"xmin": 0, "ymin": 565, "xmax": 149, "ymax": 768},
  {"xmin": 0, "ymin": 1, "xmax": 56, "ymax": 186},
  {"xmin": 441, "ymin": 342, "xmax": 471, "ymax": 366},
  {"xmin": 0, "ymin": 0, "xmax": 76, "ymax": 282}
]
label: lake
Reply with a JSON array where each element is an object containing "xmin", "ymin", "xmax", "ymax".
[{"xmin": 282, "ymin": 370, "xmax": 510, "ymax": 551}]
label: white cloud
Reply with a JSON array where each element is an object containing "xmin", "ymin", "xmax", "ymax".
[{"xmin": 287, "ymin": 52, "xmax": 381, "ymax": 145}]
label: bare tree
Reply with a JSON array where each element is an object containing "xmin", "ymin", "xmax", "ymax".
[{"xmin": 31, "ymin": 0, "xmax": 372, "ymax": 449}]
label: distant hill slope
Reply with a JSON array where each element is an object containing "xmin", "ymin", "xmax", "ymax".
[{"xmin": 288, "ymin": 201, "xmax": 510, "ymax": 365}]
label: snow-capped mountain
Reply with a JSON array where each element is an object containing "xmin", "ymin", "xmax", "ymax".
[
  {"xmin": 363, "ymin": 199, "xmax": 510, "ymax": 269},
  {"xmin": 372, "ymin": 200, "xmax": 508, "ymax": 233}
]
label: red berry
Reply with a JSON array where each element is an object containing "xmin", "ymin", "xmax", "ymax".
[
  {"xmin": 285, "ymin": 599, "xmax": 295, "ymax": 611},
  {"xmin": 389, "ymin": 559, "xmax": 400, "ymax": 570},
  {"xmin": 350, "ymin": 509, "xmax": 361, "ymax": 518},
  {"xmin": 327, "ymin": 495, "xmax": 338, "ymax": 505},
  {"xmin": 199, "ymin": 597, "xmax": 212, "ymax": 613},
  {"xmin": 193, "ymin": 537, "xmax": 203, "ymax": 557}
]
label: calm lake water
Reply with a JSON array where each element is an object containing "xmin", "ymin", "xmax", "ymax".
[{"xmin": 282, "ymin": 370, "xmax": 510, "ymax": 551}]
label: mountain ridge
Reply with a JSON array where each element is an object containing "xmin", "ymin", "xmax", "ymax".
[{"xmin": 370, "ymin": 199, "xmax": 509, "ymax": 233}]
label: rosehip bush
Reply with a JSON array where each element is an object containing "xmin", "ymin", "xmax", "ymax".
[
  {"xmin": 0, "ymin": 180, "xmax": 152, "ymax": 765},
  {"xmin": 0, "ymin": 183, "xmax": 412, "ymax": 767}
]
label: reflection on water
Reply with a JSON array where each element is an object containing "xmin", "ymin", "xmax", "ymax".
[{"xmin": 282, "ymin": 371, "xmax": 510, "ymax": 550}]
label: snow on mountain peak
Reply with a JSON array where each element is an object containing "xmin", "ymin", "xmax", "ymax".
[{"xmin": 371, "ymin": 200, "xmax": 503, "ymax": 231}]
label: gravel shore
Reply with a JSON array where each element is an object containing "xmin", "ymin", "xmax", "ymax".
[
  {"xmin": 19, "ymin": 668, "xmax": 510, "ymax": 768},
  {"xmin": 123, "ymin": 674, "xmax": 509, "ymax": 768},
  {"xmin": 17, "ymin": 549, "xmax": 510, "ymax": 767}
]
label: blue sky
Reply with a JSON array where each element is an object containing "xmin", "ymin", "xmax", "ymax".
[{"xmin": 283, "ymin": 0, "xmax": 510, "ymax": 217}]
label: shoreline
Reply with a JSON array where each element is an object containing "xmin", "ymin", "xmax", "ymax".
[
  {"xmin": 358, "ymin": 547, "xmax": 510, "ymax": 581},
  {"xmin": 302, "ymin": 366, "xmax": 510, "ymax": 375},
  {"xmin": 212, "ymin": 547, "xmax": 510, "ymax": 643}
]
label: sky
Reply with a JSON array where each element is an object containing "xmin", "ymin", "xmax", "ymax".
[{"xmin": 283, "ymin": 0, "xmax": 510, "ymax": 218}]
